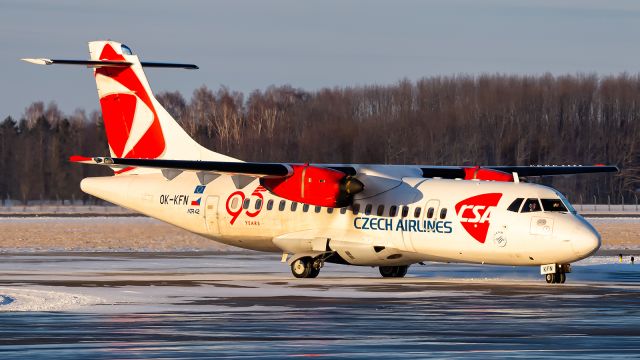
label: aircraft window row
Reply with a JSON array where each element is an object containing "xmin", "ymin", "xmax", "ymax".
[
  {"xmin": 507, "ymin": 197, "xmax": 568, "ymax": 213},
  {"xmin": 238, "ymin": 198, "xmax": 449, "ymax": 219}
]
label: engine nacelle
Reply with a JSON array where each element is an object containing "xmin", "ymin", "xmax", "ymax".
[
  {"xmin": 464, "ymin": 167, "xmax": 514, "ymax": 182},
  {"xmin": 260, "ymin": 164, "xmax": 364, "ymax": 207}
]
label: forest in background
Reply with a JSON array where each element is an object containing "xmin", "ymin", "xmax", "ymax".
[{"xmin": 0, "ymin": 73, "xmax": 638, "ymax": 204}]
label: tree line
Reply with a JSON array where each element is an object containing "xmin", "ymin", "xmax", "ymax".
[{"xmin": 1, "ymin": 73, "xmax": 638, "ymax": 204}]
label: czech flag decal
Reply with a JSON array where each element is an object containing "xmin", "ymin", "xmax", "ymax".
[{"xmin": 191, "ymin": 197, "xmax": 201, "ymax": 206}]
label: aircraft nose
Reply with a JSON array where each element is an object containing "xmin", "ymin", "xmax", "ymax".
[{"xmin": 571, "ymin": 223, "xmax": 601, "ymax": 258}]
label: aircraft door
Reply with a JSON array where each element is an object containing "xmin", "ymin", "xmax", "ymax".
[
  {"xmin": 423, "ymin": 200, "xmax": 440, "ymax": 221},
  {"xmin": 205, "ymin": 196, "xmax": 220, "ymax": 235},
  {"xmin": 409, "ymin": 199, "xmax": 439, "ymax": 250}
]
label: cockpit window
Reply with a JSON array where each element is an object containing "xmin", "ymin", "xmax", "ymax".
[
  {"xmin": 507, "ymin": 198, "xmax": 524, "ymax": 212},
  {"xmin": 521, "ymin": 198, "xmax": 542, "ymax": 213},
  {"xmin": 555, "ymin": 192, "xmax": 577, "ymax": 214},
  {"xmin": 541, "ymin": 198, "xmax": 568, "ymax": 212},
  {"xmin": 121, "ymin": 44, "xmax": 133, "ymax": 55}
]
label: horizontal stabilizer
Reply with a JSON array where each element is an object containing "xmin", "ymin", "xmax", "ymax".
[{"xmin": 21, "ymin": 58, "xmax": 198, "ymax": 69}]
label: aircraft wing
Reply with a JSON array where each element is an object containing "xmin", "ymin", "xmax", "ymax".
[
  {"xmin": 71, "ymin": 156, "xmax": 618, "ymax": 179},
  {"xmin": 70, "ymin": 156, "xmax": 293, "ymax": 178},
  {"xmin": 420, "ymin": 165, "xmax": 619, "ymax": 179}
]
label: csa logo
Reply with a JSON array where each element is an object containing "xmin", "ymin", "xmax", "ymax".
[{"xmin": 455, "ymin": 193, "xmax": 503, "ymax": 243}]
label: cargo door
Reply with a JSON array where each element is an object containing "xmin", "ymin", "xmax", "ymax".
[
  {"xmin": 409, "ymin": 199, "xmax": 439, "ymax": 250},
  {"xmin": 205, "ymin": 196, "xmax": 220, "ymax": 235}
]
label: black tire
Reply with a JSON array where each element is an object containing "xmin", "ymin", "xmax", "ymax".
[
  {"xmin": 308, "ymin": 267, "xmax": 320, "ymax": 278},
  {"xmin": 394, "ymin": 265, "xmax": 409, "ymax": 278},
  {"xmin": 379, "ymin": 266, "xmax": 397, "ymax": 277},
  {"xmin": 559, "ymin": 273, "xmax": 566, "ymax": 284},
  {"xmin": 291, "ymin": 258, "xmax": 312, "ymax": 278},
  {"xmin": 379, "ymin": 265, "xmax": 409, "ymax": 278},
  {"xmin": 545, "ymin": 273, "xmax": 553, "ymax": 284}
]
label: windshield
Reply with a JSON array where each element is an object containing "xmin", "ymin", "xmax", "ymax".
[
  {"xmin": 521, "ymin": 198, "xmax": 542, "ymax": 212},
  {"xmin": 540, "ymin": 198, "xmax": 568, "ymax": 212},
  {"xmin": 555, "ymin": 192, "xmax": 577, "ymax": 214}
]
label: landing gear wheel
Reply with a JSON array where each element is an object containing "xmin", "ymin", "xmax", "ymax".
[
  {"xmin": 394, "ymin": 265, "xmax": 408, "ymax": 277},
  {"xmin": 545, "ymin": 272, "xmax": 566, "ymax": 284},
  {"xmin": 291, "ymin": 257, "xmax": 321, "ymax": 278},
  {"xmin": 308, "ymin": 267, "xmax": 320, "ymax": 278},
  {"xmin": 291, "ymin": 258, "xmax": 312, "ymax": 278},
  {"xmin": 379, "ymin": 265, "xmax": 409, "ymax": 278}
]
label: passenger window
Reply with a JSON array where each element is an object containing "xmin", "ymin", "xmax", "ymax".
[
  {"xmin": 327, "ymin": 208, "xmax": 334, "ymax": 214},
  {"xmin": 340, "ymin": 207, "xmax": 347, "ymax": 214},
  {"xmin": 243, "ymin": 198, "xmax": 250, "ymax": 209},
  {"xmin": 401, "ymin": 206, "xmax": 409, "ymax": 217},
  {"xmin": 414, "ymin": 207, "xmax": 421, "ymax": 218},
  {"xmin": 352, "ymin": 204, "xmax": 360, "ymax": 215},
  {"xmin": 507, "ymin": 198, "xmax": 524, "ymax": 212},
  {"xmin": 521, "ymin": 198, "xmax": 542, "ymax": 213},
  {"xmin": 377, "ymin": 205, "xmax": 385, "ymax": 216},
  {"xmin": 231, "ymin": 197, "xmax": 239, "ymax": 209},
  {"xmin": 315, "ymin": 206, "xmax": 321, "ymax": 213},
  {"xmin": 278, "ymin": 200, "xmax": 286, "ymax": 211},
  {"xmin": 291, "ymin": 202, "xmax": 298, "ymax": 212},
  {"xmin": 389, "ymin": 206, "xmax": 398, "ymax": 217},
  {"xmin": 427, "ymin": 207, "xmax": 435, "ymax": 219},
  {"xmin": 254, "ymin": 198, "xmax": 262, "ymax": 210},
  {"xmin": 266, "ymin": 199, "xmax": 273, "ymax": 211},
  {"xmin": 364, "ymin": 204, "xmax": 372, "ymax": 215},
  {"xmin": 541, "ymin": 198, "xmax": 568, "ymax": 212},
  {"xmin": 440, "ymin": 208, "xmax": 447, "ymax": 219},
  {"xmin": 303, "ymin": 204, "xmax": 310, "ymax": 212}
]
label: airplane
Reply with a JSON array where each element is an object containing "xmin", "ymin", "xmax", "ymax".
[{"xmin": 23, "ymin": 41, "xmax": 619, "ymax": 284}]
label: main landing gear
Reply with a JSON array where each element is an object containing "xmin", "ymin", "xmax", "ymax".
[
  {"xmin": 379, "ymin": 265, "xmax": 409, "ymax": 278},
  {"xmin": 291, "ymin": 257, "xmax": 324, "ymax": 278},
  {"xmin": 542, "ymin": 263, "xmax": 571, "ymax": 284}
]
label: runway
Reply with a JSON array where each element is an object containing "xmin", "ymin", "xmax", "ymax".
[{"xmin": 0, "ymin": 253, "xmax": 639, "ymax": 359}]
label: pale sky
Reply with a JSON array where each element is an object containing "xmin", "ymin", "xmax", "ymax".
[{"xmin": 2, "ymin": 0, "xmax": 640, "ymax": 119}]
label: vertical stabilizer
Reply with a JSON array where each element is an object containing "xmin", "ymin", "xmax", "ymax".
[{"xmin": 88, "ymin": 41, "xmax": 239, "ymax": 174}]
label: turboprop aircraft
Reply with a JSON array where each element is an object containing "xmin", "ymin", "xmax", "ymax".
[{"xmin": 23, "ymin": 41, "xmax": 618, "ymax": 284}]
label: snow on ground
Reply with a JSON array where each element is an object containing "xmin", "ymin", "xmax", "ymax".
[{"xmin": 0, "ymin": 288, "xmax": 103, "ymax": 312}]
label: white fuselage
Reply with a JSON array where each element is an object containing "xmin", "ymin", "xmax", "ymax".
[{"xmin": 80, "ymin": 165, "xmax": 601, "ymax": 268}]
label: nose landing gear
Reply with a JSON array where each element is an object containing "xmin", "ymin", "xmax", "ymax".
[{"xmin": 541, "ymin": 263, "xmax": 570, "ymax": 284}]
